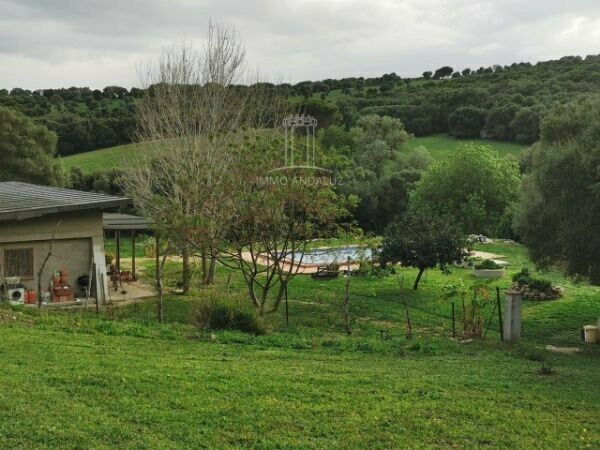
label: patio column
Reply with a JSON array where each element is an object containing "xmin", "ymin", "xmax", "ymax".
[{"xmin": 115, "ymin": 230, "xmax": 121, "ymax": 272}]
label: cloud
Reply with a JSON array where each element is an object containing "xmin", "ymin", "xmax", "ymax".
[{"xmin": 0, "ymin": 0, "xmax": 599, "ymax": 89}]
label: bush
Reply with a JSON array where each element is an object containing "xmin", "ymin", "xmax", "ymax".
[
  {"xmin": 193, "ymin": 298, "xmax": 265, "ymax": 335},
  {"xmin": 474, "ymin": 259, "xmax": 502, "ymax": 270},
  {"xmin": 512, "ymin": 268, "xmax": 553, "ymax": 292}
]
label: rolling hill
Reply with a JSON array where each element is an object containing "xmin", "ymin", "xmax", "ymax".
[{"xmin": 62, "ymin": 135, "xmax": 528, "ymax": 174}]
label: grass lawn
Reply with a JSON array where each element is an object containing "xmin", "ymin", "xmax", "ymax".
[
  {"xmin": 405, "ymin": 134, "xmax": 528, "ymax": 160},
  {"xmin": 0, "ymin": 241, "xmax": 598, "ymax": 448}
]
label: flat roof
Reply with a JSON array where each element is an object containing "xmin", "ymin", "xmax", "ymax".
[
  {"xmin": 0, "ymin": 182, "xmax": 130, "ymax": 222},
  {"xmin": 103, "ymin": 213, "xmax": 150, "ymax": 230}
]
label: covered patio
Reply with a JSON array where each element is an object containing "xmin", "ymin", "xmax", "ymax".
[{"xmin": 102, "ymin": 213, "xmax": 155, "ymax": 302}]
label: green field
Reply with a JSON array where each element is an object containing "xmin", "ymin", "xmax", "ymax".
[
  {"xmin": 405, "ymin": 134, "xmax": 528, "ymax": 160},
  {"xmin": 61, "ymin": 143, "xmax": 147, "ymax": 173},
  {"xmin": 1, "ymin": 241, "xmax": 598, "ymax": 448},
  {"xmin": 61, "ymin": 134, "xmax": 528, "ymax": 174}
]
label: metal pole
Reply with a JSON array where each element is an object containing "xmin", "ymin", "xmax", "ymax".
[
  {"xmin": 285, "ymin": 282, "xmax": 289, "ymax": 327},
  {"xmin": 496, "ymin": 287, "xmax": 503, "ymax": 341}
]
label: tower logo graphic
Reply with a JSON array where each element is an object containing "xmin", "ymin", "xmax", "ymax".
[{"xmin": 269, "ymin": 114, "xmax": 331, "ymax": 174}]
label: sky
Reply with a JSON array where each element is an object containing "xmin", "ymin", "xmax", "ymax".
[{"xmin": 1, "ymin": 0, "xmax": 600, "ymax": 89}]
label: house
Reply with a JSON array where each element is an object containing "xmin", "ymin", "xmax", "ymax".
[{"xmin": 0, "ymin": 182, "xmax": 130, "ymax": 304}]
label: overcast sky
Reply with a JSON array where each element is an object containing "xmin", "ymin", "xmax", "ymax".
[{"xmin": 1, "ymin": 0, "xmax": 599, "ymax": 89}]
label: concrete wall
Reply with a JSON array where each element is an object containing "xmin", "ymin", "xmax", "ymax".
[{"xmin": 0, "ymin": 210, "xmax": 108, "ymax": 302}]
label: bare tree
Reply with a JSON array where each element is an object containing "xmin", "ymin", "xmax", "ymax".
[
  {"xmin": 123, "ymin": 21, "xmax": 346, "ymax": 314},
  {"xmin": 124, "ymin": 21, "xmax": 286, "ymax": 288}
]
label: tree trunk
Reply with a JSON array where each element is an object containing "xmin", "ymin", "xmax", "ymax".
[
  {"xmin": 201, "ymin": 251, "xmax": 208, "ymax": 285},
  {"xmin": 182, "ymin": 245, "xmax": 191, "ymax": 294},
  {"xmin": 157, "ymin": 285, "xmax": 164, "ymax": 324},
  {"xmin": 246, "ymin": 280, "xmax": 260, "ymax": 309},
  {"xmin": 207, "ymin": 255, "xmax": 217, "ymax": 284},
  {"xmin": 413, "ymin": 267, "xmax": 425, "ymax": 290}
]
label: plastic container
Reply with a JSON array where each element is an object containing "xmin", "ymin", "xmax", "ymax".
[
  {"xmin": 25, "ymin": 290, "xmax": 36, "ymax": 304},
  {"xmin": 583, "ymin": 325, "xmax": 599, "ymax": 343}
]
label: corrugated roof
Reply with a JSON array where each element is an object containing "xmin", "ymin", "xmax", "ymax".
[
  {"xmin": 103, "ymin": 213, "xmax": 150, "ymax": 230},
  {"xmin": 0, "ymin": 182, "xmax": 130, "ymax": 221}
]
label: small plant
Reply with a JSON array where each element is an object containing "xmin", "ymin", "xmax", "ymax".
[
  {"xmin": 474, "ymin": 259, "xmax": 501, "ymax": 270},
  {"xmin": 193, "ymin": 297, "xmax": 265, "ymax": 335},
  {"xmin": 538, "ymin": 358, "xmax": 555, "ymax": 376}
]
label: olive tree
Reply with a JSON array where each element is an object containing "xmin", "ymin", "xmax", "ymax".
[
  {"xmin": 0, "ymin": 107, "xmax": 65, "ymax": 186},
  {"xmin": 411, "ymin": 144, "xmax": 521, "ymax": 236},
  {"xmin": 380, "ymin": 211, "xmax": 467, "ymax": 290},
  {"xmin": 514, "ymin": 99, "xmax": 600, "ymax": 284}
]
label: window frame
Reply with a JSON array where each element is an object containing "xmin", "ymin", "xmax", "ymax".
[{"xmin": 3, "ymin": 247, "xmax": 34, "ymax": 279}]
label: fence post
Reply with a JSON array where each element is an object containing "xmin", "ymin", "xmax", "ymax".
[
  {"xmin": 503, "ymin": 289, "xmax": 522, "ymax": 343},
  {"xmin": 452, "ymin": 301, "xmax": 456, "ymax": 338}
]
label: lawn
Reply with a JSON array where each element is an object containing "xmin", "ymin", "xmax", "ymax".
[
  {"xmin": 405, "ymin": 134, "xmax": 528, "ymax": 160},
  {"xmin": 0, "ymin": 241, "xmax": 598, "ymax": 448}
]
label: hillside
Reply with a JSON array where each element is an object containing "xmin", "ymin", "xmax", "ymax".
[
  {"xmin": 62, "ymin": 134, "xmax": 528, "ymax": 174},
  {"xmin": 3, "ymin": 54, "xmax": 600, "ymax": 158},
  {"xmin": 61, "ymin": 142, "xmax": 144, "ymax": 173}
]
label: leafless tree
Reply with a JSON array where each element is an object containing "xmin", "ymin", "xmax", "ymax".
[{"xmin": 123, "ymin": 21, "xmax": 286, "ymax": 289}]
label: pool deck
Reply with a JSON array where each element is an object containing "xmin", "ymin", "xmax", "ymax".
[{"xmin": 241, "ymin": 251, "xmax": 361, "ymax": 274}]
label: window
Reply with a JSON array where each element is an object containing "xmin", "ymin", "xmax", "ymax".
[{"xmin": 4, "ymin": 248, "xmax": 34, "ymax": 278}]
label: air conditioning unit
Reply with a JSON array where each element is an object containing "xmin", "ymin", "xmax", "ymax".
[{"xmin": 7, "ymin": 287, "xmax": 25, "ymax": 304}]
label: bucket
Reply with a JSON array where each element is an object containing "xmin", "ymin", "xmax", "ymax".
[
  {"xmin": 583, "ymin": 325, "xmax": 599, "ymax": 344},
  {"xmin": 25, "ymin": 290, "xmax": 36, "ymax": 304}
]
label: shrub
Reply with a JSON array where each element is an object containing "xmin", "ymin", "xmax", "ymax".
[
  {"xmin": 512, "ymin": 268, "xmax": 553, "ymax": 291},
  {"xmin": 474, "ymin": 259, "xmax": 501, "ymax": 270},
  {"xmin": 193, "ymin": 298, "xmax": 265, "ymax": 335}
]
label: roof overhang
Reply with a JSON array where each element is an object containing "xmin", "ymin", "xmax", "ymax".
[
  {"xmin": 103, "ymin": 213, "xmax": 151, "ymax": 231},
  {"xmin": 0, "ymin": 199, "xmax": 130, "ymax": 222}
]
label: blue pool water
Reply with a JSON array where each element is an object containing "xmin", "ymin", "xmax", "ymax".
[{"xmin": 291, "ymin": 246, "xmax": 373, "ymax": 265}]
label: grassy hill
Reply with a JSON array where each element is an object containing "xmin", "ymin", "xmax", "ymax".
[
  {"xmin": 0, "ymin": 241, "xmax": 598, "ymax": 447},
  {"xmin": 61, "ymin": 142, "xmax": 145, "ymax": 173},
  {"xmin": 62, "ymin": 134, "xmax": 528, "ymax": 173},
  {"xmin": 405, "ymin": 134, "xmax": 527, "ymax": 160}
]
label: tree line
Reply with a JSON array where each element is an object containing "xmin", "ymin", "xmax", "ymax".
[{"xmin": 3, "ymin": 53, "xmax": 600, "ymax": 156}]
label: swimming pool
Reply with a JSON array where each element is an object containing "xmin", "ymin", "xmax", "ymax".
[{"xmin": 291, "ymin": 246, "xmax": 373, "ymax": 265}]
